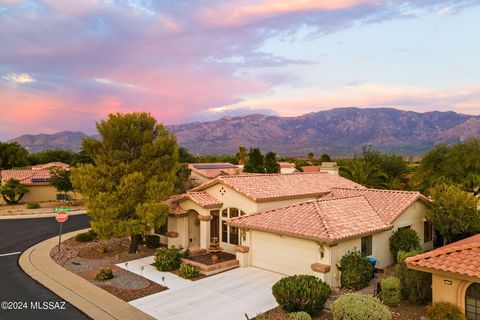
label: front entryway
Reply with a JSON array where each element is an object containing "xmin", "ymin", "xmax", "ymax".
[
  {"xmin": 188, "ymin": 210, "xmax": 200, "ymax": 247},
  {"xmin": 466, "ymin": 283, "xmax": 480, "ymax": 320}
]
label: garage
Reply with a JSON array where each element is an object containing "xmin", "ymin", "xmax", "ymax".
[{"xmin": 250, "ymin": 230, "xmax": 319, "ymax": 276}]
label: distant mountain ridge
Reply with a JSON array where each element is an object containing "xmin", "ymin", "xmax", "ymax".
[{"xmin": 8, "ymin": 108, "xmax": 480, "ymax": 155}]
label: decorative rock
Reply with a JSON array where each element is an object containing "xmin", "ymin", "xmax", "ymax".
[
  {"xmin": 235, "ymin": 245, "xmax": 249, "ymax": 253},
  {"xmin": 311, "ymin": 263, "xmax": 331, "ymax": 273}
]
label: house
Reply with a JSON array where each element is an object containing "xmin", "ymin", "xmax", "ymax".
[
  {"xmin": 301, "ymin": 165, "xmax": 320, "ymax": 173},
  {"xmin": 279, "ymin": 162, "xmax": 297, "ymax": 174},
  {"xmin": 406, "ymin": 234, "xmax": 480, "ymax": 319},
  {"xmin": 0, "ymin": 162, "xmax": 78, "ymax": 203},
  {"xmin": 162, "ymin": 172, "xmax": 433, "ymax": 288},
  {"xmin": 187, "ymin": 163, "xmax": 242, "ymax": 187},
  {"xmin": 302, "ymin": 162, "xmax": 339, "ymax": 175}
]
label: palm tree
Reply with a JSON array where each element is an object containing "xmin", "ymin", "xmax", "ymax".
[
  {"xmin": 235, "ymin": 146, "xmax": 247, "ymax": 165},
  {"xmin": 340, "ymin": 159, "xmax": 387, "ymax": 189}
]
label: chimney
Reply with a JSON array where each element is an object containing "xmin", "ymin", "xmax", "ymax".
[{"xmin": 320, "ymin": 162, "xmax": 339, "ymax": 175}]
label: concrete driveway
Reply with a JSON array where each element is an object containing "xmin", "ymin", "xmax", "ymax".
[{"xmin": 118, "ymin": 257, "xmax": 283, "ymax": 320}]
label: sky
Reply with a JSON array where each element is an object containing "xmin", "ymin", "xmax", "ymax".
[{"xmin": 1, "ymin": 0, "xmax": 479, "ymax": 140}]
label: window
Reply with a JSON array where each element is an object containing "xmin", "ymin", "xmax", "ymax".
[
  {"xmin": 361, "ymin": 235, "xmax": 372, "ymax": 256},
  {"xmin": 221, "ymin": 221, "xmax": 228, "ymax": 242},
  {"xmin": 230, "ymin": 208, "xmax": 239, "ymax": 218},
  {"xmin": 155, "ymin": 222, "xmax": 168, "ymax": 236},
  {"xmin": 466, "ymin": 283, "xmax": 480, "ymax": 320},
  {"xmin": 424, "ymin": 221, "xmax": 433, "ymax": 242},
  {"xmin": 229, "ymin": 226, "xmax": 239, "ymax": 245},
  {"xmin": 221, "ymin": 209, "xmax": 228, "ymax": 217}
]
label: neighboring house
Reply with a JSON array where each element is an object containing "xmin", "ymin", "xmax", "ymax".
[
  {"xmin": 163, "ymin": 172, "xmax": 433, "ymax": 288},
  {"xmin": 301, "ymin": 165, "xmax": 320, "ymax": 173},
  {"xmin": 406, "ymin": 234, "xmax": 480, "ymax": 319},
  {"xmin": 0, "ymin": 162, "xmax": 78, "ymax": 203},
  {"xmin": 279, "ymin": 162, "xmax": 297, "ymax": 174},
  {"xmin": 301, "ymin": 162, "xmax": 339, "ymax": 175},
  {"xmin": 188, "ymin": 163, "xmax": 242, "ymax": 187}
]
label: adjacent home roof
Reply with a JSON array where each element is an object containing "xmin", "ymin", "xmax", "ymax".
[
  {"xmin": 193, "ymin": 172, "xmax": 365, "ymax": 202},
  {"xmin": 301, "ymin": 165, "xmax": 320, "ymax": 173},
  {"xmin": 32, "ymin": 162, "xmax": 69, "ymax": 170},
  {"xmin": 326, "ymin": 188, "xmax": 430, "ymax": 224},
  {"xmin": 0, "ymin": 169, "xmax": 52, "ymax": 185},
  {"xmin": 188, "ymin": 163, "xmax": 241, "ymax": 179},
  {"xmin": 279, "ymin": 162, "xmax": 296, "ymax": 169},
  {"xmin": 406, "ymin": 234, "xmax": 480, "ymax": 280},
  {"xmin": 228, "ymin": 195, "xmax": 392, "ymax": 244},
  {"xmin": 164, "ymin": 191, "xmax": 223, "ymax": 214}
]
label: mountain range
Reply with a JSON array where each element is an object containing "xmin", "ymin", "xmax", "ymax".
[{"xmin": 8, "ymin": 108, "xmax": 480, "ymax": 156}]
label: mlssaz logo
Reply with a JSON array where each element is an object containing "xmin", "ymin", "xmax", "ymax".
[{"xmin": 30, "ymin": 301, "xmax": 66, "ymax": 310}]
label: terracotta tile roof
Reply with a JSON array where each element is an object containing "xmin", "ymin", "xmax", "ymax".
[
  {"xmin": 228, "ymin": 196, "xmax": 391, "ymax": 243},
  {"xmin": 188, "ymin": 163, "xmax": 241, "ymax": 179},
  {"xmin": 193, "ymin": 172, "xmax": 365, "ymax": 202},
  {"xmin": 164, "ymin": 191, "xmax": 222, "ymax": 214},
  {"xmin": 0, "ymin": 169, "xmax": 52, "ymax": 185},
  {"xmin": 326, "ymin": 188, "xmax": 431, "ymax": 224},
  {"xmin": 406, "ymin": 234, "xmax": 480, "ymax": 280},
  {"xmin": 301, "ymin": 166, "xmax": 320, "ymax": 173},
  {"xmin": 279, "ymin": 162, "xmax": 296, "ymax": 168},
  {"xmin": 32, "ymin": 162, "xmax": 69, "ymax": 170}
]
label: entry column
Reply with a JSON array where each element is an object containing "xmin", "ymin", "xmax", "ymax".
[{"xmin": 198, "ymin": 214, "xmax": 212, "ymax": 249}]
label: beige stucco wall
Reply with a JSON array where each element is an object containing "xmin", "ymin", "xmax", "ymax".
[
  {"xmin": 189, "ymin": 171, "xmax": 210, "ymax": 187},
  {"xmin": 430, "ymin": 273, "xmax": 479, "ymax": 314},
  {"xmin": 0, "ymin": 185, "xmax": 81, "ymax": 204}
]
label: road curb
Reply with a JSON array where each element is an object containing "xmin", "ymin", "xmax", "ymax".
[
  {"xmin": 19, "ymin": 229, "xmax": 155, "ymax": 320},
  {"xmin": 0, "ymin": 210, "xmax": 87, "ymax": 220}
]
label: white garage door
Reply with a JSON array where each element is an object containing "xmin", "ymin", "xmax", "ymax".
[{"xmin": 251, "ymin": 231, "xmax": 318, "ymax": 276}]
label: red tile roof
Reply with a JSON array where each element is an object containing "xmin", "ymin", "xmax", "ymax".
[
  {"xmin": 0, "ymin": 169, "xmax": 52, "ymax": 185},
  {"xmin": 165, "ymin": 191, "xmax": 223, "ymax": 214},
  {"xmin": 301, "ymin": 165, "xmax": 320, "ymax": 173},
  {"xmin": 188, "ymin": 163, "xmax": 241, "ymax": 179},
  {"xmin": 279, "ymin": 162, "xmax": 296, "ymax": 169},
  {"xmin": 193, "ymin": 172, "xmax": 365, "ymax": 202},
  {"xmin": 406, "ymin": 234, "xmax": 480, "ymax": 280},
  {"xmin": 326, "ymin": 188, "xmax": 430, "ymax": 224},
  {"xmin": 228, "ymin": 196, "xmax": 391, "ymax": 243}
]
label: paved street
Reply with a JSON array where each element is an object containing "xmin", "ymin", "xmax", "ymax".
[{"xmin": 0, "ymin": 214, "xmax": 90, "ymax": 320}]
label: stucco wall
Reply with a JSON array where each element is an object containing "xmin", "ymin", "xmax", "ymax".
[
  {"xmin": 432, "ymin": 274, "xmax": 462, "ymax": 306},
  {"xmin": 1, "ymin": 185, "xmax": 80, "ymax": 204}
]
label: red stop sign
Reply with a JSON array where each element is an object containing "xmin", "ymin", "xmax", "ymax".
[{"xmin": 55, "ymin": 211, "xmax": 68, "ymax": 223}]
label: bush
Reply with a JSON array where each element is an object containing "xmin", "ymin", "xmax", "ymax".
[
  {"xmin": 426, "ymin": 302, "xmax": 465, "ymax": 320},
  {"xmin": 26, "ymin": 202, "xmax": 40, "ymax": 209},
  {"xmin": 95, "ymin": 268, "xmax": 113, "ymax": 281},
  {"xmin": 88, "ymin": 229, "xmax": 97, "ymax": 238},
  {"xmin": 272, "ymin": 274, "xmax": 331, "ymax": 316},
  {"xmin": 145, "ymin": 235, "xmax": 161, "ymax": 249},
  {"xmin": 389, "ymin": 228, "xmax": 421, "ymax": 262},
  {"xmin": 337, "ymin": 250, "xmax": 373, "ymax": 290},
  {"xmin": 178, "ymin": 263, "xmax": 200, "ymax": 279},
  {"xmin": 289, "ymin": 311, "xmax": 312, "ymax": 320},
  {"xmin": 380, "ymin": 277, "xmax": 401, "ymax": 307},
  {"xmin": 154, "ymin": 247, "xmax": 182, "ymax": 271},
  {"xmin": 75, "ymin": 231, "xmax": 95, "ymax": 242},
  {"xmin": 332, "ymin": 293, "xmax": 391, "ymax": 320},
  {"xmin": 255, "ymin": 313, "xmax": 266, "ymax": 320},
  {"xmin": 396, "ymin": 250, "xmax": 432, "ymax": 304}
]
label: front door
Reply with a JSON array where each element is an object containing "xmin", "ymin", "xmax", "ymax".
[
  {"xmin": 188, "ymin": 211, "xmax": 200, "ymax": 247},
  {"xmin": 466, "ymin": 283, "xmax": 480, "ymax": 320}
]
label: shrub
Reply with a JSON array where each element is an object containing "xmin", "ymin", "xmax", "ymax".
[
  {"xmin": 88, "ymin": 229, "xmax": 97, "ymax": 238},
  {"xmin": 272, "ymin": 274, "xmax": 331, "ymax": 316},
  {"xmin": 255, "ymin": 313, "xmax": 266, "ymax": 320},
  {"xmin": 396, "ymin": 250, "xmax": 432, "ymax": 304},
  {"xmin": 154, "ymin": 247, "xmax": 182, "ymax": 271},
  {"xmin": 26, "ymin": 202, "xmax": 40, "ymax": 209},
  {"xmin": 95, "ymin": 268, "xmax": 113, "ymax": 281},
  {"xmin": 289, "ymin": 311, "xmax": 312, "ymax": 320},
  {"xmin": 337, "ymin": 250, "xmax": 373, "ymax": 290},
  {"xmin": 426, "ymin": 302, "xmax": 465, "ymax": 320},
  {"xmin": 332, "ymin": 293, "xmax": 391, "ymax": 320},
  {"xmin": 178, "ymin": 263, "xmax": 200, "ymax": 279},
  {"xmin": 389, "ymin": 228, "xmax": 421, "ymax": 262},
  {"xmin": 380, "ymin": 277, "xmax": 401, "ymax": 307},
  {"xmin": 145, "ymin": 235, "xmax": 161, "ymax": 249},
  {"xmin": 75, "ymin": 231, "xmax": 95, "ymax": 242}
]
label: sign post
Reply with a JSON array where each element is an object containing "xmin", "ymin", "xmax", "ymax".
[{"xmin": 55, "ymin": 207, "xmax": 70, "ymax": 254}]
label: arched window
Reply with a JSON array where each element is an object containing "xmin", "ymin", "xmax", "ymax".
[
  {"xmin": 220, "ymin": 208, "xmax": 245, "ymax": 245},
  {"xmin": 466, "ymin": 283, "xmax": 480, "ymax": 320}
]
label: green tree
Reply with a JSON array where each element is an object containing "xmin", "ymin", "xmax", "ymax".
[
  {"xmin": 429, "ymin": 184, "xmax": 480, "ymax": 244},
  {"xmin": 49, "ymin": 168, "xmax": 73, "ymax": 200},
  {"xmin": 340, "ymin": 159, "xmax": 387, "ymax": 188},
  {"xmin": 71, "ymin": 113, "xmax": 179, "ymax": 253},
  {"xmin": 264, "ymin": 151, "xmax": 280, "ymax": 173},
  {"xmin": 235, "ymin": 146, "xmax": 247, "ymax": 165},
  {"xmin": 307, "ymin": 152, "xmax": 315, "ymax": 164},
  {"xmin": 243, "ymin": 148, "xmax": 264, "ymax": 173},
  {"xmin": 0, "ymin": 142, "xmax": 29, "ymax": 169},
  {"xmin": 320, "ymin": 154, "xmax": 331, "ymax": 162},
  {"xmin": 0, "ymin": 178, "xmax": 29, "ymax": 204},
  {"xmin": 174, "ymin": 164, "xmax": 191, "ymax": 194},
  {"xmin": 361, "ymin": 147, "xmax": 411, "ymax": 189},
  {"xmin": 178, "ymin": 147, "xmax": 196, "ymax": 163}
]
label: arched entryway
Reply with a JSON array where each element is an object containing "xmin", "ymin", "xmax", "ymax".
[
  {"xmin": 188, "ymin": 210, "xmax": 200, "ymax": 248},
  {"xmin": 466, "ymin": 283, "xmax": 480, "ymax": 320}
]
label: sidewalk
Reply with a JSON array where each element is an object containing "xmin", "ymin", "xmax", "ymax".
[
  {"xmin": 19, "ymin": 229, "xmax": 154, "ymax": 320},
  {"xmin": 0, "ymin": 210, "xmax": 87, "ymax": 220}
]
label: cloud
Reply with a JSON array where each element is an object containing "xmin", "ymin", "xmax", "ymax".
[
  {"xmin": 437, "ymin": 7, "xmax": 449, "ymax": 15},
  {"xmin": 2, "ymin": 72, "xmax": 35, "ymax": 84}
]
